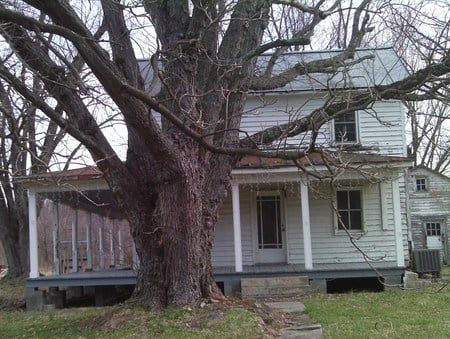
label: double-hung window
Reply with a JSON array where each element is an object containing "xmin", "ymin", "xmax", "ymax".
[
  {"xmin": 334, "ymin": 112, "xmax": 358, "ymax": 143},
  {"xmin": 336, "ymin": 190, "xmax": 362, "ymax": 230},
  {"xmin": 415, "ymin": 177, "xmax": 427, "ymax": 191}
]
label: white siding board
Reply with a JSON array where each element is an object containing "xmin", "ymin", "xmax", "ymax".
[
  {"xmin": 243, "ymin": 94, "xmax": 405, "ymax": 156},
  {"xmin": 213, "ymin": 173, "xmax": 408, "ymax": 267}
]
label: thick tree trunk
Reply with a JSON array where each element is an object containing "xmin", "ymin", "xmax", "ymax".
[
  {"xmin": 0, "ymin": 210, "xmax": 28, "ymax": 277},
  {"xmin": 127, "ymin": 148, "xmax": 229, "ymax": 308}
]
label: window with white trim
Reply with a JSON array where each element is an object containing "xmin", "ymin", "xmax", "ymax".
[
  {"xmin": 334, "ymin": 111, "xmax": 358, "ymax": 143},
  {"xmin": 336, "ymin": 190, "xmax": 362, "ymax": 230},
  {"xmin": 425, "ymin": 222, "xmax": 441, "ymax": 236},
  {"xmin": 415, "ymin": 177, "xmax": 427, "ymax": 191}
]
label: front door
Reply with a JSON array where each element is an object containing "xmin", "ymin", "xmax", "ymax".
[
  {"xmin": 255, "ymin": 194, "xmax": 286, "ymax": 263},
  {"xmin": 425, "ymin": 222, "xmax": 447, "ymax": 264}
]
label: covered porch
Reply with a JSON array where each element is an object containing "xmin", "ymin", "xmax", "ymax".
[{"xmin": 20, "ymin": 154, "xmax": 410, "ymax": 308}]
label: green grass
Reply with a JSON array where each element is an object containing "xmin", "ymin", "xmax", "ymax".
[
  {"xmin": 0, "ymin": 305, "xmax": 265, "ymax": 338},
  {"xmin": 2, "ymin": 269, "xmax": 450, "ymax": 338},
  {"xmin": 304, "ymin": 283, "xmax": 450, "ymax": 338},
  {"xmin": 441, "ymin": 265, "xmax": 450, "ymax": 277}
]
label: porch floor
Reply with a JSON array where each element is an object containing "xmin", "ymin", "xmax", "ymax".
[{"xmin": 27, "ymin": 262, "xmax": 405, "ymax": 289}]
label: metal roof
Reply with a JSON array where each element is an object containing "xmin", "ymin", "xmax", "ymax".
[{"xmin": 138, "ymin": 47, "xmax": 409, "ymax": 94}]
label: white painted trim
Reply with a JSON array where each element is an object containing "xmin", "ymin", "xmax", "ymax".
[
  {"xmin": 132, "ymin": 240, "xmax": 139, "ymax": 269},
  {"xmin": 380, "ymin": 182, "xmax": 391, "ymax": 230},
  {"xmin": 71, "ymin": 208, "xmax": 78, "ymax": 273},
  {"xmin": 99, "ymin": 217, "xmax": 105, "ymax": 269},
  {"xmin": 110, "ymin": 220, "xmax": 115, "ymax": 267},
  {"xmin": 300, "ymin": 180, "xmax": 313, "ymax": 270},
  {"xmin": 28, "ymin": 189, "xmax": 39, "ymax": 278},
  {"xmin": 25, "ymin": 179, "xmax": 109, "ymax": 193},
  {"xmin": 86, "ymin": 212, "xmax": 93, "ymax": 270},
  {"xmin": 52, "ymin": 201, "xmax": 60, "ymax": 274},
  {"xmin": 118, "ymin": 220, "xmax": 124, "ymax": 266},
  {"xmin": 392, "ymin": 178, "xmax": 405, "ymax": 266},
  {"xmin": 231, "ymin": 183, "xmax": 243, "ymax": 272}
]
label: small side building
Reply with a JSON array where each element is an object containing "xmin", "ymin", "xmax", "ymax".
[{"xmin": 407, "ymin": 166, "xmax": 450, "ymax": 265}]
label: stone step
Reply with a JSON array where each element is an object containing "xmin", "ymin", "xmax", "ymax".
[{"xmin": 241, "ymin": 276, "xmax": 309, "ymax": 299}]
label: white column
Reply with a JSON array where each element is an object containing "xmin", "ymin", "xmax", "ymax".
[
  {"xmin": 71, "ymin": 208, "xmax": 78, "ymax": 273},
  {"xmin": 52, "ymin": 201, "xmax": 60, "ymax": 275},
  {"xmin": 110, "ymin": 219, "xmax": 115, "ymax": 267},
  {"xmin": 132, "ymin": 240, "xmax": 139, "ymax": 269},
  {"xmin": 392, "ymin": 178, "xmax": 405, "ymax": 267},
  {"xmin": 231, "ymin": 183, "xmax": 243, "ymax": 272},
  {"xmin": 118, "ymin": 220, "xmax": 124, "ymax": 266},
  {"xmin": 99, "ymin": 217, "xmax": 105, "ymax": 269},
  {"xmin": 300, "ymin": 180, "xmax": 313, "ymax": 270},
  {"xmin": 86, "ymin": 212, "xmax": 93, "ymax": 270},
  {"xmin": 28, "ymin": 189, "xmax": 39, "ymax": 278}
]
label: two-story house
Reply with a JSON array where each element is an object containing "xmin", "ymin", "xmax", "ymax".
[{"xmin": 21, "ymin": 47, "xmax": 413, "ymax": 306}]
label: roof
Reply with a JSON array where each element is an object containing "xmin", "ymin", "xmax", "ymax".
[
  {"xmin": 138, "ymin": 47, "xmax": 409, "ymax": 94},
  {"xmin": 408, "ymin": 165, "xmax": 450, "ymax": 181},
  {"xmin": 237, "ymin": 152, "xmax": 411, "ymax": 169},
  {"xmin": 18, "ymin": 153, "xmax": 411, "ymax": 185}
]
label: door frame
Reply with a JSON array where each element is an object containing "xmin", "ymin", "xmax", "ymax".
[
  {"xmin": 423, "ymin": 219, "xmax": 448, "ymax": 265},
  {"xmin": 251, "ymin": 190, "xmax": 287, "ymax": 264}
]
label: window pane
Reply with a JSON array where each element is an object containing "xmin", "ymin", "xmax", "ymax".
[
  {"xmin": 338, "ymin": 212, "xmax": 349, "ymax": 230},
  {"xmin": 349, "ymin": 191, "xmax": 361, "ymax": 209},
  {"xmin": 337, "ymin": 191, "xmax": 348, "ymax": 209},
  {"xmin": 350, "ymin": 211, "xmax": 362, "ymax": 229},
  {"xmin": 337, "ymin": 190, "xmax": 362, "ymax": 231},
  {"xmin": 334, "ymin": 112, "xmax": 357, "ymax": 142}
]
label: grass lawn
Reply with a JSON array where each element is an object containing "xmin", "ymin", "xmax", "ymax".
[
  {"xmin": 303, "ymin": 273, "xmax": 450, "ymax": 338},
  {"xmin": 1, "ymin": 268, "xmax": 450, "ymax": 338},
  {"xmin": 0, "ymin": 278, "xmax": 278, "ymax": 338}
]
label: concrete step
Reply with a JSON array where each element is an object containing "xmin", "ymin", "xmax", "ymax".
[{"xmin": 241, "ymin": 275, "xmax": 309, "ymax": 299}]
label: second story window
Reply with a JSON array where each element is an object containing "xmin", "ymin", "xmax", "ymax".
[
  {"xmin": 334, "ymin": 111, "xmax": 357, "ymax": 143},
  {"xmin": 415, "ymin": 177, "xmax": 427, "ymax": 191}
]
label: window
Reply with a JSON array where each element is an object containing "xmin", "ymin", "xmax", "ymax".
[
  {"xmin": 334, "ymin": 112, "xmax": 357, "ymax": 143},
  {"xmin": 256, "ymin": 195, "xmax": 282, "ymax": 249},
  {"xmin": 425, "ymin": 222, "xmax": 441, "ymax": 236},
  {"xmin": 415, "ymin": 177, "xmax": 427, "ymax": 191},
  {"xmin": 337, "ymin": 190, "xmax": 362, "ymax": 230}
]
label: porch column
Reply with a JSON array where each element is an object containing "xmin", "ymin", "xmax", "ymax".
[
  {"xmin": 99, "ymin": 217, "xmax": 105, "ymax": 269},
  {"xmin": 231, "ymin": 182, "xmax": 243, "ymax": 272},
  {"xmin": 28, "ymin": 188, "xmax": 39, "ymax": 278},
  {"xmin": 71, "ymin": 208, "xmax": 78, "ymax": 273},
  {"xmin": 86, "ymin": 212, "xmax": 93, "ymax": 270},
  {"xmin": 300, "ymin": 180, "xmax": 313, "ymax": 270},
  {"xmin": 110, "ymin": 219, "xmax": 115, "ymax": 267},
  {"xmin": 392, "ymin": 178, "xmax": 405, "ymax": 267},
  {"xmin": 118, "ymin": 220, "xmax": 124, "ymax": 266},
  {"xmin": 52, "ymin": 201, "xmax": 60, "ymax": 274},
  {"xmin": 132, "ymin": 240, "xmax": 139, "ymax": 269}
]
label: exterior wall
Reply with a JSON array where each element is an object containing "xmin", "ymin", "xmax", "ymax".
[
  {"xmin": 407, "ymin": 167, "xmax": 450, "ymax": 264},
  {"xmin": 243, "ymin": 93, "xmax": 406, "ymax": 157},
  {"xmin": 212, "ymin": 173, "xmax": 409, "ymax": 268}
]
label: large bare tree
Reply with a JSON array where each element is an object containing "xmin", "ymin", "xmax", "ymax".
[
  {"xmin": 0, "ymin": 0, "xmax": 448, "ymax": 308},
  {"xmin": 0, "ymin": 67, "xmax": 67, "ymax": 277}
]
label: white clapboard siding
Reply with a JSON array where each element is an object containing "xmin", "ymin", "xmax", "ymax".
[
  {"xmin": 357, "ymin": 101, "xmax": 406, "ymax": 156},
  {"xmin": 212, "ymin": 179, "xmax": 407, "ymax": 267},
  {"xmin": 211, "ymin": 190, "xmax": 254, "ymax": 267},
  {"xmin": 408, "ymin": 167, "xmax": 450, "ymax": 262},
  {"xmin": 243, "ymin": 93, "xmax": 405, "ymax": 156}
]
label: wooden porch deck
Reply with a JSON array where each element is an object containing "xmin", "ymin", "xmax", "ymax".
[{"xmin": 27, "ymin": 262, "xmax": 405, "ymax": 289}]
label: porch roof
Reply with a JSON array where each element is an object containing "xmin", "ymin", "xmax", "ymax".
[{"xmin": 16, "ymin": 152, "xmax": 410, "ymax": 218}]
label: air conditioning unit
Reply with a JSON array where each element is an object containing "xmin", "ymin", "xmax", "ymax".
[{"xmin": 412, "ymin": 249, "xmax": 442, "ymax": 277}]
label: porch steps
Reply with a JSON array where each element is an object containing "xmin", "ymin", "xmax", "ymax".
[{"xmin": 241, "ymin": 275, "xmax": 310, "ymax": 299}]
